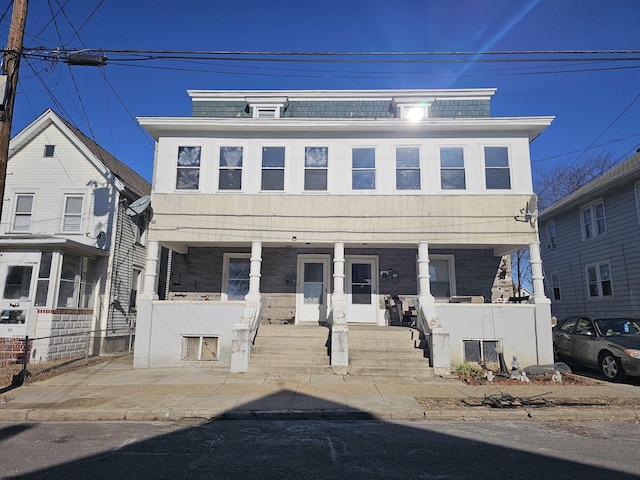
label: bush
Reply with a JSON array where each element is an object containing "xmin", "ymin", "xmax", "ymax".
[{"xmin": 453, "ymin": 362, "xmax": 485, "ymax": 380}]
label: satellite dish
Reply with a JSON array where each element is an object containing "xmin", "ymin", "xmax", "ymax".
[
  {"xmin": 87, "ymin": 221, "xmax": 103, "ymax": 238},
  {"xmin": 514, "ymin": 193, "xmax": 539, "ymax": 225},
  {"xmin": 127, "ymin": 195, "xmax": 151, "ymax": 216}
]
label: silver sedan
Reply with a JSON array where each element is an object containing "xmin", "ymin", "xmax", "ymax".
[{"xmin": 553, "ymin": 315, "xmax": 640, "ymax": 381}]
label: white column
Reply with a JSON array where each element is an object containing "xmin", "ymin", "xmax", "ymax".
[
  {"xmin": 333, "ymin": 242, "xmax": 345, "ymax": 295},
  {"xmin": 247, "ymin": 241, "xmax": 262, "ymax": 298},
  {"xmin": 331, "ymin": 242, "xmax": 348, "ymax": 371},
  {"xmin": 528, "ymin": 241, "xmax": 548, "ymax": 303},
  {"xmin": 141, "ymin": 240, "xmax": 160, "ymax": 299},
  {"xmin": 417, "ymin": 242, "xmax": 435, "ymax": 303}
]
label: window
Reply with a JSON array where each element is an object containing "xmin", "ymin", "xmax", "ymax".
[
  {"xmin": 575, "ymin": 317, "xmax": 595, "ymax": 336},
  {"xmin": 219, "ymin": 146, "xmax": 243, "ymax": 190},
  {"xmin": 255, "ymin": 108, "xmax": 277, "ymax": 118},
  {"xmin": 62, "ymin": 195, "xmax": 83, "ymax": 232},
  {"xmin": 304, "ymin": 147, "xmax": 328, "ymax": 191},
  {"xmin": 3, "ymin": 265, "xmax": 33, "ymax": 300},
  {"xmin": 440, "ymin": 147, "xmax": 466, "ymax": 190},
  {"xmin": 181, "ymin": 336, "xmax": 218, "ymax": 361},
  {"xmin": 261, "ymin": 147, "xmax": 285, "ymax": 190},
  {"xmin": 176, "ymin": 146, "xmax": 201, "ymax": 190},
  {"xmin": 429, "ymin": 255, "xmax": 456, "ymax": 299},
  {"xmin": 352, "ymin": 148, "xmax": 375, "ymax": 190},
  {"xmin": 463, "ymin": 339, "xmax": 500, "ymax": 363},
  {"xmin": 396, "ymin": 147, "xmax": 420, "ymax": 190},
  {"xmin": 129, "ymin": 268, "xmax": 142, "ymax": 313},
  {"xmin": 484, "ymin": 147, "xmax": 511, "ymax": 189},
  {"xmin": 586, "ymin": 261, "xmax": 613, "ymax": 299},
  {"xmin": 399, "ymin": 104, "xmax": 428, "ymax": 121},
  {"xmin": 44, "ymin": 145, "xmax": 55, "ymax": 157},
  {"xmin": 636, "ymin": 183, "xmax": 640, "ymax": 224},
  {"xmin": 222, "ymin": 254, "xmax": 250, "ymax": 301},
  {"xmin": 57, "ymin": 254, "xmax": 97, "ymax": 308},
  {"xmin": 547, "ymin": 221, "xmax": 557, "ymax": 250},
  {"xmin": 12, "ymin": 194, "xmax": 34, "ymax": 231},
  {"xmin": 581, "ymin": 200, "xmax": 606, "ymax": 240},
  {"xmin": 550, "ymin": 272, "xmax": 561, "ymax": 301},
  {"xmin": 35, "ymin": 251, "xmax": 52, "ymax": 307}
]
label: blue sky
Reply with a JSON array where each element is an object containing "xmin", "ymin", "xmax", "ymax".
[{"xmin": 4, "ymin": 0, "xmax": 640, "ymax": 184}]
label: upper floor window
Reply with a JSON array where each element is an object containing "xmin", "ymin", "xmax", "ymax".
[
  {"xmin": 399, "ymin": 104, "xmax": 429, "ymax": 121},
  {"xmin": 581, "ymin": 200, "xmax": 606, "ymax": 240},
  {"xmin": 304, "ymin": 147, "xmax": 328, "ymax": 191},
  {"xmin": 547, "ymin": 220, "xmax": 557, "ymax": 250},
  {"xmin": 351, "ymin": 148, "xmax": 375, "ymax": 190},
  {"xmin": 62, "ymin": 194, "xmax": 83, "ymax": 232},
  {"xmin": 261, "ymin": 147, "xmax": 285, "ymax": 191},
  {"xmin": 44, "ymin": 145, "xmax": 55, "ymax": 157},
  {"xmin": 586, "ymin": 261, "xmax": 613, "ymax": 299},
  {"xmin": 12, "ymin": 194, "xmax": 34, "ymax": 232},
  {"xmin": 176, "ymin": 146, "xmax": 201, "ymax": 190},
  {"xmin": 635, "ymin": 182, "xmax": 640, "ymax": 224},
  {"xmin": 440, "ymin": 147, "xmax": 466, "ymax": 190},
  {"xmin": 550, "ymin": 272, "xmax": 561, "ymax": 301},
  {"xmin": 219, "ymin": 147, "xmax": 243, "ymax": 190},
  {"xmin": 255, "ymin": 107, "xmax": 278, "ymax": 118},
  {"xmin": 396, "ymin": 147, "xmax": 420, "ymax": 190},
  {"xmin": 484, "ymin": 147, "xmax": 511, "ymax": 189}
]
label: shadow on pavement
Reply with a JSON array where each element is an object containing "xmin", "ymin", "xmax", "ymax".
[{"xmin": 2, "ymin": 391, "xmax": 640, "ymax": 479}]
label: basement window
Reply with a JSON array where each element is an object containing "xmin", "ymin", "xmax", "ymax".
[
  {"xmin": 463, "ymin": 339, "xmax": 499, "ymax": 363},
  {"xmin": 181, "ymin": 336, "xmax": 219, "ymax": 361}
]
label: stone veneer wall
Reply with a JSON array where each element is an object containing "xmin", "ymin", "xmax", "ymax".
[{"xmin": 30, "ymin": 309, "xmax": 93, "ymax": 363}]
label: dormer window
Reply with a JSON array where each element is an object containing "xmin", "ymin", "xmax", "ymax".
[
  {"xmin": 400, "ymin": 105, "xmax": 428, "ymax": 121},
  {"xmin": 246, "ymin": 96, "xmax": 288, "ymax": 119},
  {"xmin": 255, "ymin": 107, "xmax": 277, "ymax": 118}
]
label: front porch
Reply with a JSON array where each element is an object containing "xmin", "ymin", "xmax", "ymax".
[{"xmin": 134, "ymin": 240, "xmax": 554, "ymax": 373}]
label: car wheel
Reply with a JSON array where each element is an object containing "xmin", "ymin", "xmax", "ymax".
[{"xmin": 599, "ymin": 351, "xmax": 625, "ymax": 382}]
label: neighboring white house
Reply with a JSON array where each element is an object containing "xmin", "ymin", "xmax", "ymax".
[
  {"xmin": 0, "ymin": 110, "xmax": 151, "ymax": 362},
  {"xmin": 134, "ymin": 88, "xmax": 555, "ymax": 373}
]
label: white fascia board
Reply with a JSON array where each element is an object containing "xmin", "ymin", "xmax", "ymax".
[
  {"xmin": 187, "ymin": 88, "xmax": 497, "ymax": 102},
  {"xmin": 138, "ymin": 115, "xmax": 554, "ymax": 141}
]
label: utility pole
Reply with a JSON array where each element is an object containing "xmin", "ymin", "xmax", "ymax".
[{"xmin": 0, "ymin": 0, "xmax": 28, "ymax": 221}]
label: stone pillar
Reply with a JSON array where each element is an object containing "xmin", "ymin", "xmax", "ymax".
[
  {"xmin": 134, "ymin": 240, "xmax": 160, "ymax": 368},
  {"xmin": 417, "ymin": 242, "xmax": 450, "ymax": 376},
  {"xmin": 331, "ymin": 242, "xmax": 348, "ymax": 371}
]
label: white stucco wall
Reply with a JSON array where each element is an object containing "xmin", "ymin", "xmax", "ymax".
[
  {"xmin": 137, "ymin": 301, "xmax": 244, "ymax": 368},
  {"xmin": 436, "ymin": 303, "xmax": 554, "ymax": 368}
]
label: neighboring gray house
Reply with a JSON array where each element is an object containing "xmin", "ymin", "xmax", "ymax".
[
  {"xmin": 539, "ymin": 151, "xmax": 640, "ymax": 319},
  {"xmin": 0, "ymin": 110, "xmax": 151, "ymax": 361},
  {"xmin": 134, "ymin": 88, "xmax": 555, "ymax": 373}
]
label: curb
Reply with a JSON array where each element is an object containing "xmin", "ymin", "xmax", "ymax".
[{"xmin": 1, "ymin": 407, "xmax": 638, "ymax": 423}]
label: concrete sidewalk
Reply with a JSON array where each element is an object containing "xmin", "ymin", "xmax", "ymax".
[{"xmin": 1, "ymin": 355, "xmax": 639, "ymax": 423}]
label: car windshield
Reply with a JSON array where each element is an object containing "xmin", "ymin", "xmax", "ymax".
[{"xmin": 594, "ymin": 318, "xmax": 640, "ymax": 336}]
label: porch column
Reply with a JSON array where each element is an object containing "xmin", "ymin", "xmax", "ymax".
[
  {"xmin": 528, "ymin": 241, "xmax": 554, "ymax": 365},
  {"xmin": 134, "ymin": 239, "xmax": 160, "ymax": 368},
  {"xmin": 528, "ymin": 241, "xmax": 548, "ymax": 303},
  {"xmin": 417, "ymin": 242, "xmax": 450, "ymax": 376},
  {"xmin": 141, "ymin": 240, "xmax": 160, "ymax": 298},
  {"xmin": 231, "ymin": 241, "xmax": 263, "ymax": 373},
  {"xmin": 331, "ymin": 242, "xmax": 348, "ymax": 371},
  {"xmin": 247, "ymin": 241, "xmax": 262, "ymax": 300}
]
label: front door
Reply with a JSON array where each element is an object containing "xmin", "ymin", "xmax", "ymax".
[
  {"xmin": 296, "ymin": 255, "xmax": 330, "ymax": 324},
  {"xmin": 346, "ymin": 256, "xmax": 378, "ymax": 323},
  {"xmin": 0, "ymin": 252, "xmax": 40, "ymax": 337}
]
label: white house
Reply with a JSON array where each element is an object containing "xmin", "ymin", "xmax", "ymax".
[
  {"xmin": 134, "ymin": 89, "xmax": 555, "ymax": 374},
  {"xmin": 0, "ymin": 110, "xmax": 151, "ymax": 362}
]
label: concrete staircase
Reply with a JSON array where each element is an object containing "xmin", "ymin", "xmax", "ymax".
[
  {"xmin": 347, "ymin": 325, "xmax": 433, "ymax": 378},
  {"xmin": 249, "ymin": 323, "xmax": 433, "ymax": 378},
  {"xmin": 249, "ymin": 324, "xmax": 333, "ymax": 375}
]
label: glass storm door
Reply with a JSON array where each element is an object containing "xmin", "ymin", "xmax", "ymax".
[
  {"xmin": 0, "ymin": 252, "xmax": 39, "ymax": 337},
  {"xmin": 346, "ymin": 257, "xmax": 377, "ymax": 323},
  {"xmin": 296, "ymin": 255, "xmax": 330, "ymax": 324}
]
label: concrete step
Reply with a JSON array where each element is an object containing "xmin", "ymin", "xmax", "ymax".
[
  {"xmin": 250, "ymin": 354, "xmax": 329, "ymax": 366},
  {"xmin": 249, "ymin": 364, "xmax": 334, "ymax": 375},
  {"xmin": 257, "ymin": 324, "xmax": 330, "ymax": 338},
  {"xmin": 347, "ymin": 365, "xmax": 434, "ymax": 377},
  {"xmin": 251, "ymin": 345, "xmax": 328, "ymax": 356}
]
